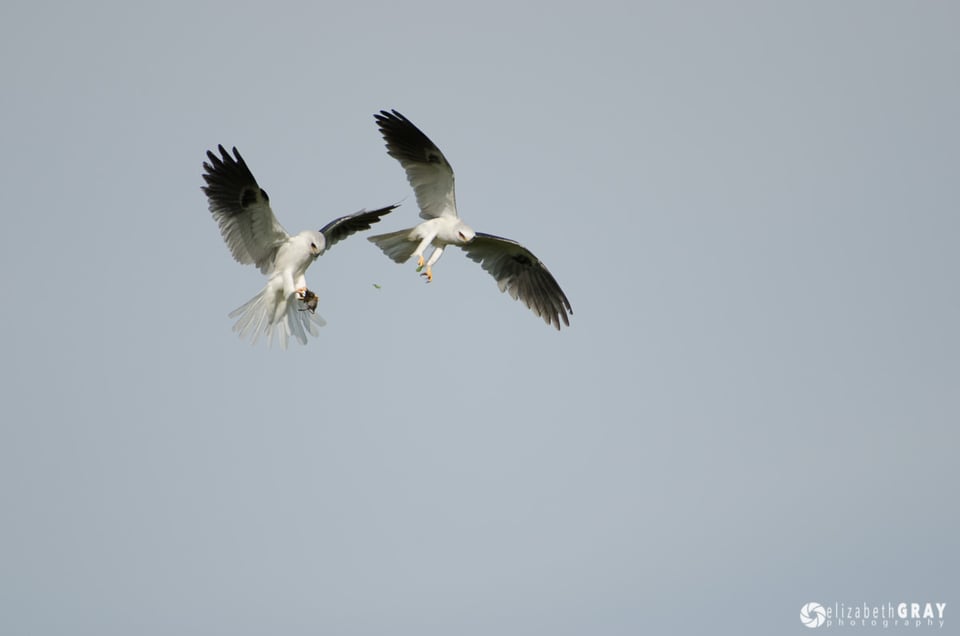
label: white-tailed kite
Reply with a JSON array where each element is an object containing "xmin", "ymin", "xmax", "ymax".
[
  {"xmin": 368, "ymin": 110, "xmax": 573, "ymax": 330},
  {"xmin": 202, "ymin": 144, "xmax": 397, "ymax": 347}
]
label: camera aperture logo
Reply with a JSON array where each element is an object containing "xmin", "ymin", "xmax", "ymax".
[
  {"xmin": 799, "ymin": 601, "xmax": 947, "ymax": 629},
  {"xmin": 802, "ymin": 602, "xmax": 827, "ymax": 628}
]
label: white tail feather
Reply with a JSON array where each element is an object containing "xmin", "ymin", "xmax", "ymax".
[
  {"xmin": 367, "ymin": 227, "xmax": 419, "ymax": 264},
  {"xmin": 228, "ymin": 285, "xmax": 326, "ymax": 349}
]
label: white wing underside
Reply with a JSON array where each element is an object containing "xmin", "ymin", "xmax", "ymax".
[
  {"xmin": 214, "ymin": 199, "xmax": 288, "ymax": 274},
  {"xmin": 406, "ymin": 162, "xmax": 457, "ymax": 221}
]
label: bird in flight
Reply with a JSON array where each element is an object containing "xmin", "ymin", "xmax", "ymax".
[
  {"xmin": 202, "ymin": 144, "xmax": 397, "ymax": 347},
  {"xmin": 367, "ymin": 110, "xmax": 572, "ymax": 330}
]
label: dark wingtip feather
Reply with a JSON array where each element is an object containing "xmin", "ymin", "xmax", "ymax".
[
  {"xmin": 373, "ymin": 109, "xmax": 448, "ymax": 167},
  {"xmin": 201, "ymin": 144, "xmax": 263, "ymax": 211}
]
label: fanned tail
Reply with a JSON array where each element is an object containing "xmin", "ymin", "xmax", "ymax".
[
  {"xmin": 367, "ymin": 227, "xmax": 419, "ymax": 264},
  {"xmin": 228, "ymin": 286, "xmax": 326, "ymax": 349}
]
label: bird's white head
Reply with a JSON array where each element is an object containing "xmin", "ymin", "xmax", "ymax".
[
  {"xmin": 454, "ymin": 221, "xmax": 476, "ymax": 244},
  {"xmin": 301, "ymin": 230, "xmax": 326, "ymax": 258}
]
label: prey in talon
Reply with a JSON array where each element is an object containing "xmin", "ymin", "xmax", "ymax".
[{"xmin": 296, "ymin": 289, "xmax": 319, "ymax": 314}]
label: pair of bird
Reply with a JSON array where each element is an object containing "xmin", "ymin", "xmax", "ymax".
[{"xmin": 202, "ymin": 109, "xmax": 573, "ymax": 348}]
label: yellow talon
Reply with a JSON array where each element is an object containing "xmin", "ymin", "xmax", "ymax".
[
  {"xmin": 416, "ymin": 255, "xmax": 425, "ymax": 272},
  {"xmin": 420, "ymin": 266, "xmax": 433, "ymax": 283}
]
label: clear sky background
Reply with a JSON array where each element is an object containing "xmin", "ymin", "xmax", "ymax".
[{"xmin": 1, "ymin": 1, "xmax": 957, "ymax": 634}]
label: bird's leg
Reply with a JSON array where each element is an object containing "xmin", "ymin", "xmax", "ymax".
[
  {"xmin": 412, "ymin": 234, "xmax": 434, "ymax": 272},
  {"xmin": 280, "ymin": 270, "xmax": 304, "ymax": 301},
  {"xmin": 293, "ymin": 273, "xmax": 308, "ymax": 299},
  {"xmin": 420, "ymin": 246, "xmax": 446, "ymax": 283}
]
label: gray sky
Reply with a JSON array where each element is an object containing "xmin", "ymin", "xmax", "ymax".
[{"xmin": 1, "ymin": 1, "xmax": 957, "ymax": 634}]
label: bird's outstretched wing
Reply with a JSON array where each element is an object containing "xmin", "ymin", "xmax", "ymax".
[
  {"xmin": 202, "ymin": 145, "xmax": 289, "ymax": 274},
  {"xmin": 319, "ymin": 204, "xmax": 399, "ymax": 254},
  {"xmin": 460, "ymin": 233, "xmax": 573, "ymax": 330},
  {"xmin": 375, "ymin": 110, "xmax": 457, "ymax": 220}
]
